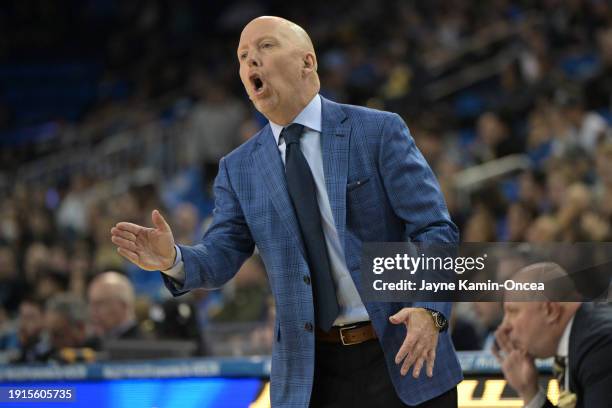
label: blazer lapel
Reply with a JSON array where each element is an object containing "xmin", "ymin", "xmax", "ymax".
[
  {"xmin": 320, "ymin": 97, "xmax": 350, "ymax": 249},
  {"xmin": 252, "ymin": 125, "xmax": 306, "ymax": 258},
  {"xmin": 568, "ymin": 303, "xmax": 590, "ymax": 394}
]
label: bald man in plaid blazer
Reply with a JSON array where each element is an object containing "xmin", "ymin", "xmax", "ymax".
[{"xmin": 112, "ymin": 16, "xmax": 461, "ymax": 407}]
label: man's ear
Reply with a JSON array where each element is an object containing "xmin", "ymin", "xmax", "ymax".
[
  {"xmin": 302, "ymin": 53, "xmax": 317, "ymax": 73},
  {"xmin": 543, "ymin": 301, "xmax": 562, "ymax": 324}
]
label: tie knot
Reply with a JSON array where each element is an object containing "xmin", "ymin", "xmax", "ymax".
[{"xmin": 281, "ymin": 123, "xmax": 304, "ymax": 145}]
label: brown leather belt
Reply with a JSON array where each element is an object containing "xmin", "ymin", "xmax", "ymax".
[{"xmin": 315, "ymin": 322, "xmax": 377, "ymax": 346}]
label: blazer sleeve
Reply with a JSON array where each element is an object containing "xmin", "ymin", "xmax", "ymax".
[
  {"xmin": 576, "ymin": 330, "xmax": 612, "ymax": 407},
  {"xmin": 378, "ymin": 113, "xmax": 460, "ymax": 318},
  {"xmin": 163, "ymin": 156, "xmax": 255, "ymax": 295}
]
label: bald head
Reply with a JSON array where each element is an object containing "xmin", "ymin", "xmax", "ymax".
[
  {"xmin": 89, "ymin": 271, "xmax": 135, "ymax": 306},
  {"xmin": 243, "ymin": 17, "xmax": 315, "ymax": 54},
  {"xmin": 238, "ymin": 16, "xmax": 320, "ymax": 125},
  {"xmin": 501, "ymin": 262, "xmax": 582, "ymax": 358},
  {"xmin": 88, "ymin": 271, "xmax": 136, "ymax": 336},
  {"xmin": 508, "ymin": 262, "xmax": 580, "ymax": 302}
]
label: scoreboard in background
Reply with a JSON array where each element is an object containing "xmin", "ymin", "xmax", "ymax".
[{"xmin": 0, "ymin": 353, "xmax": 558, "ymax": 407}]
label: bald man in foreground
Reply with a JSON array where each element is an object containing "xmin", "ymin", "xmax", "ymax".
[
  {"xmin": 112, "ymin": 16, "xmax": 460, "ymax": 407},
  {"xmin": 494, "ymin": 263, "xmax": 612, "ymax": 407}
]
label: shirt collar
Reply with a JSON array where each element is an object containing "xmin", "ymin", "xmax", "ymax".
[
  {"xmin": 269, "ymin": 94, "xmax": 322, "ymax": 145},
  {"xmin": 556, "ymin": 314, "xmax": 575, "ymax": 357}
]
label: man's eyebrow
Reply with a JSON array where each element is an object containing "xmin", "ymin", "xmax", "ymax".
[{"xmin": 238, "ymin": 36, "xmax": 279, "ymax": 51}]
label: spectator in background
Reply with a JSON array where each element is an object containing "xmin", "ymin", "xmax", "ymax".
[
  {"xmin": 0, "ymin": 245, "xmax": 27, "ymax": 314},
  {"xmin": 87, "ymin": 271, "xmax": 147, "ymax": 342},
  {"xmin": 23, "ymin": 242, "xmax": 50, "ymax": 285},
  {"xmin": 518, "ymin": 170, "xmax": 547, "ymax": 212},
  {"xmin": 210, "ymin": 254, "xmax": 269, "ymax": 323},
  {"xmin": 0, "ymin": 199, "xmax": 19, "ymax": 244},
  {"xmin": 474, "ymin": 112, "xmax": 524, "ymax": 163},
  {"xmin": 526, "ymin": 215, "xmax": 561, "ymax": 243},
  {"xmin": 462, "ymin": 207, "xmax": 496, "ymax": 242},
  {"xmin": 0, "ymin": 306, "xmax": 18, "ymax": 352},
  {"xmin": 506, "ymin": 202, "xmax": 538, "ymax": 242},
  {"xmin": 172, "ymin": 202, "xmax": 201, "ymax": 245},
  {"xmin": 595, "ymin": 142, "xmax": 612, "ymax": 218},
  {"xmin": 56, "ymin": 175, "xmax": 91, "ymax": 237},
  {"xmin": 23, "ymin": 207, "xmax": 55, "ymax": 246},
  {"xmin": 33, "ymin": 268, "xmax": 69, "ymax": 303},
  {"xmin": 585, "ymin": 27, "xmax": 612, "ymax": 111},
  {"xmin": 556, "ymin": 89, "xmax": 610, "ymax": 155},
  {"xmin": 184, "ymin": 81, "xmax": 246, "ymax": 186},
  {"xmin": 42, "ymin": 294, "xmax": 97, "ymax": 364},
  {"xmin": 12, "ymin": 298, "xmax": 48, "ymax": 363}
]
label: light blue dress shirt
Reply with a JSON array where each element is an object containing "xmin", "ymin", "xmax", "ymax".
[{"xmin": 163, "ymin": 94, "xmax": 369, "ymax": 326}]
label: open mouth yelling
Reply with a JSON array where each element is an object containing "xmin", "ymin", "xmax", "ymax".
[{"xmin": 249, "ymin": 73, "xmax": 266, "ymax": 97}]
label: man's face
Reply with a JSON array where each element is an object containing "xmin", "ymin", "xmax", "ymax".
[
  {"xmin": 237, "ymin": 19, "xmax": 306, "ymax": 120},
  {"xmin": 18, "ymin": 302, "xmax": 43, "ymax": 344},
  {"xmin": 88, "ymin": 287, "xmax": 125, "ymax": 336},
  {"xmin": 45, "ymin": 311, "xmax": 84, "ymax": 350},
  {"xmin": 501, "ymin": 302, "xmax": 550, "ymax": 357}
]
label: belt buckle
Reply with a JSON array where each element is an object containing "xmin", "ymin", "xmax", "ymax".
[{"xmin": 339, "ymin": 324, "xmax": 359, "ymax": 346}]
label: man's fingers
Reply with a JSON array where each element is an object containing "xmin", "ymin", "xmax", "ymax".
[
  {"xmin": 395, "ymin": 333, "xmax": 417, "ymax": 364},
  {"xmin": 426, "ymin": 351, "xmax": 435, "ymax": 378},
  {"xmin": 111, "ymin": 236, "xmax": 138, "ymax": 252},
  {"xmin": 117, "ymin": 247, "xmax": 139, "ymax": 265},
  {"xmin": 495, "ymin": 329, "xmax": 512, "ymax": 354},
  {"xmin": 116, "ymin": 222, "xmax": 144, "ymax": 235},
  {"xmin": 491, "ymin": 341, "xmax": 503, "ymax": 363},
  {"xmin": 412, "ymin": 357, "xmax": 425, "ymax": 379},
  {"xmin": 402, "ymin": 342, "xmax": 423, "ymax": 373},
  {"xmin": 111, "ymin": 227, "xmax": 137, "ymax": 242},
  {"xmin": 389, "ymin": 308, "xmax": 412, "ymax": 325},
  {"xmin": 400, "ymin": 345, "xmax": 421, "ymax": 376},
  {"xmin": 152, "ymin": 209, "xmax": 171, "ymax": 233}
]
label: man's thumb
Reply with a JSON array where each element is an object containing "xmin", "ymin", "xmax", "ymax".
[
  {"xmin": 152, "ymin": 210, "xmax": 170, "ymax": 232},
  {"xmin": 389, "ymin": 308, "xmax": 411, "ymax": 324}
]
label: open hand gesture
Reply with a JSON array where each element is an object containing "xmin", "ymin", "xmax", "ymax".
[
  {"xmin": 390, "ymin": 308, "xmax": 439, "ymax": 378},
  {"xmin": 111, "ymin": 210, "xmax": 176, "ymax": 271}
]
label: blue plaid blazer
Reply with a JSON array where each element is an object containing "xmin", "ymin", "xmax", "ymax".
[{"xmin": 164, "ymin": 96, "xmax": 463, "ymax": 407}]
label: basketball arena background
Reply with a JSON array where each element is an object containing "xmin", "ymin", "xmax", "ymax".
[{"xmin": 0, "ymin": 1, "xmax": 611, "ymax": 407}]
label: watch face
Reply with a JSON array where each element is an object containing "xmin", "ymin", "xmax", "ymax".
[
  {"xmin": 432, "ymin": 312, "xmax": 446, "ymax": 330},
  {"xmin": 438, "ymin": 315, "xmax": 448, "ymax": 330}
]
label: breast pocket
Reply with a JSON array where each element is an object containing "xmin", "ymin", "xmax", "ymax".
[
  {"xmin": 346, "ymin": 176, "xmax": 381, "ymax": 233},
  {"xmin": 347, "ymin": 177, "xmax": 370, "ymax": 192}
]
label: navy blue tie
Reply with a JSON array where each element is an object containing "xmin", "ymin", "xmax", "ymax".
[{"xmin": 282, "ymin": 124, "xmax": 339, "ymax": 332}]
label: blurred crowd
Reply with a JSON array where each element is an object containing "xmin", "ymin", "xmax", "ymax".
[{"xmin": 1, "ymin": 0, "xmax": 612, "ymax": 363}]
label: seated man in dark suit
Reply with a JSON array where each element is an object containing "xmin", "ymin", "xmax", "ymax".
[
  {"xmin": 42, "ymin": 293, "xmax": 99, "ymax": 363},
  {"xmin": 493, "ymin": 262, "xmax": 612, "ymax": 407},
  {"xmin": 88, "ymin": 271, "xmax": 146, "ymax": 341}
]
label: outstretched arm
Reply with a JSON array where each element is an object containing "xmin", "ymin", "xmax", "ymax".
[{"xmin": 111, "ymin": 156, "xmax": 255, "ymax": 295}]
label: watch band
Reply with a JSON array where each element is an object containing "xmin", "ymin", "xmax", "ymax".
[{"xmin": 424, "ymin": 308, "xmax": 448, "ymax": 332}]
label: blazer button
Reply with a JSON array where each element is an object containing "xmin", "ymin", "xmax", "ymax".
[
  {"xmin": 303, "ymin": 275, "xmax": 311, "ymax": 285},
  {"xmin": 304, "ymin": 322, "xmax": 313, "ymax": 332}
]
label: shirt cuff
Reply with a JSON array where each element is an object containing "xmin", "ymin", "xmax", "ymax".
[
  {"xmin": 161, "ymin": 245, "xmax": 185, "ymax": 284},
  {"xmin": 524, "ymin": 387, "xmax": 546, "ymax": 408}
]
